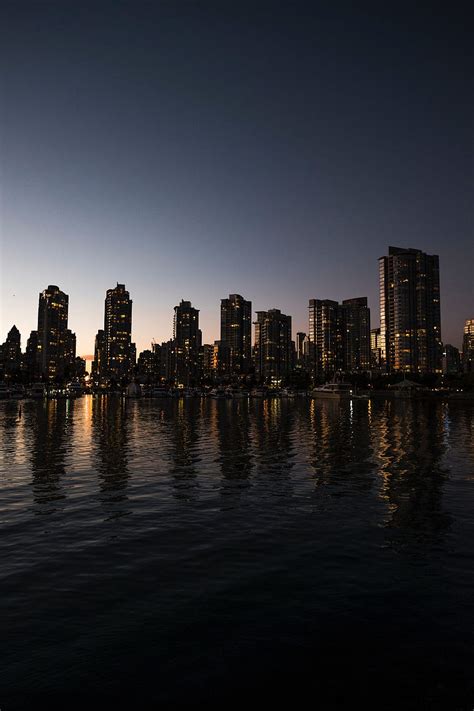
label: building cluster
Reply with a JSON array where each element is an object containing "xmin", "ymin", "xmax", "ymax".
[
  {"xmin": 1, "ymin": 247, "xmax": 473, "ymax": 385},
  {"xmin": 0, "ymin": 285, "xmax": 85, "ymax": 384}
]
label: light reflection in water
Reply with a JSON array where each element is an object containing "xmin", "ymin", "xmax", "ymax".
[{"xmin": 0, "ymin": 396, "xmax": 471, "ymax": 543}]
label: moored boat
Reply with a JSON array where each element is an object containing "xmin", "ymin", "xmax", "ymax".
[{"xmin": 311, "ymin": 382, "xmax": 353, "ymax": 400}]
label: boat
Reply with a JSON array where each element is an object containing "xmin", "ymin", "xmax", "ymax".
[
  {"xmin": 250, "ymin": 388, "xmax": 266, "ymax": 398},
  {"xmin": 311, "ymin": 382, "xmax": 354, "ymax": 400}
]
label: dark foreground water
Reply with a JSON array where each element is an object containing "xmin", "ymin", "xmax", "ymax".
[{"xmin": 1, "ymin": 396, "xmax": 473, "ymax": 709}]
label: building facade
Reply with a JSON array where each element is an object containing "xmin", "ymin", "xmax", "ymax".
[
  {"xmin": 442, "ymin": 344, "xmax": 461, "ymax": 375},
  {"xmin": 340, "ymin": 297, "xmax": 371, "ymax": 371},
  {"xmin": 173, "ymin": 300, "xmax": 201, "ymax": 385},
  {"xmin": 220, "ymin": 294, "xmax": 252, "ymax": 375},
  {"xmin": 0, "ymin": 325, "xmax": 22, "ymax": 380},
  {"xmin": 103, "ymin": 284, "xmax": 134, "ymax": 381},
  {"xmin": 370, "ymin": 327, "xmax": 382, "ymax": 367},
  {"xmin": 24, "ymin": 330, "xmax": 39, "ymax": 382},
  {"xmin": 379, "ymin": 246, "xmax": 442, "ymax": 373},
  {"xmin": 92, "ymin": 329, "xmax": 105, "ymax": 381},
  {"xmin": 254, "ymin": 309, "xmax": 292, "ymax": 384},
  {"xmin": 462, "ymin": 319, "xmax": 474, "ymax": 373},
  {"xmin": 37, "ymin": 285, "xmax": 71, "ymax": 380},
  {"xmin": 308, "ymin": 297, "xmax": 370, "ymax": 377}
]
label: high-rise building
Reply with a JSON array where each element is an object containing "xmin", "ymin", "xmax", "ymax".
[
  {"xmin": 462, "ymin": 319, "xmax": 474, "ymax": 373},
  {"xmin": 137, "ymin": 348, "xmax": 160, "ymax": 382},
  {"xmin": 220, "ymin": 294, "xmax": 252, "ymax": 375},
  {"xmin": 160, "ymin": 339, "xmax": 176, "ymax": 382},
  {"xmin": 211, "ymin": 340, "xmax": 231, "ymax": 378},
  {"xmin": 37, "ymin": 285, "xmax": 69, "ymax": 380},
  {"xmin": 65, "ymin": 329, "xmax": 77, "ymax": 372},
  {"xmin": 200, "ymin": 344, "xmax": 214, "ymax": 381},
  {"xmin": 308, "ymin": 299, "xmax": 340, "ymax": 376},
  {"xmin": 24, "ymin": 330, "xmax": 39, "ymax": 382},
  {"xmin": 370, "ymin": 327, "xmax": 383, "ymax": 366},
  {"xmin": 442, "ymin": 344, "xmax": 461, "ymax": 375},
  {"xmin": 379, "ymin": 246, "xmax": 442, "ymax": 373},
  {"xmin": 254, "ymin": 309, "xmax": 292, "ymax": 384},
  {"xmin": 92, "ymin": 329, "xmax": 105, "ymax": 380},
  {"xmin": 308, "ymin": 297, "xmax": 370, "ymax": 376},
  {"xmin": 0, "ymin": 325, "xmax": 22, "ymax": 380},
  {"xmin": 340, "ymin": 297, "xmax": 371, "ymax": 371},
  {"xmin": 173, "ymin": 300, "xmax": 201, "ymax": 385},
  {"xmin": 295, "ymin": 332, "xmax": 308, "ymax": 362},
  {"xmin": 103, "ymin": 284, "xmax": 133, "ymax": 381}
]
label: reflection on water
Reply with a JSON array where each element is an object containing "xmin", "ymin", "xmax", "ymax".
[
  {"xmin": 91, "ymin": 396, "xmax": 131, "ymax": 518},
  {"xmin": 1, "ymin": 396, "xmax": 474, "ymax": 708},
  {"xmin": 372, "ymin": 400, "xmax": 451, "ymax": 545},
  {"xmin": 0, "ymin": 396, "xmax": 470, "ymax": 536},
  {"xmin": 29, "ymin": 399, "xmax": 75, "ymax": 511}
]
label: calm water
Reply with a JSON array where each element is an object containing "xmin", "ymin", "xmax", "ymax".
[{"xmin": 1, "ymin": 396, "xmax": 473, "ymax": 709}]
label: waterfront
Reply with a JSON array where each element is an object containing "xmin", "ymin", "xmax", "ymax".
[{"xmin": 1, "ymin": 396, "xmax": 474, "ymax": 709}]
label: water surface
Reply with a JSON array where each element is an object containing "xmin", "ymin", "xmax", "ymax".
[{"xmin": 1, "ymin": 396, "xmax": 473, "ymax": 709}]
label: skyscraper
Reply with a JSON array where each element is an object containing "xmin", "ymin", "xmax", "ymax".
[
  {"xmin": 37, "ymin": 285, "xmax": 70, "ymax": 380},
  {"xmin": 340, "ymin": 297, "xmax": 371, "ymax": 372},
  {"xmin": 173, "ymin": 300, "xmax": 201, "ymax": 385},
  {"xmin": 65, "ymin": 329, "xmax": 76, "ymax": 372},
  {"xmin": 103, "ymin": 284, "xmax": 133, "ymax": 381},
  {"xmin": 254, "ymin": 309, "xmax": 292, "ymax": 384},
  {"xmin": 0, "ymin": 325, "xmax": 22, "ymax": 380},
  {"xmin": 442, "ymin": 344, "xmax": 461, "ymax": 375},
  {"xmin": 308, "ymin": 297, "xmax": 371, "ymax": 377},
  {"xmin": 379, "ymin": 246, "xmax": 442, "ymax": 373},
  {"xmin": 92, "ymin": 329, "xmax": 105, "ymax": 381},
  {"xmin": 462, "ymin": 319, "xmax": 474, "ymax": 373},
  {"xmin": 24, "ymin": 330, "xmax": 39, "ymax": 382},
  {"xmin": 370, "ymin": 327, "xmax": 383, "ymax": 367},
  {"xmin": 220, "ymin": 294, "xmax": 252, "ymax": 375}
]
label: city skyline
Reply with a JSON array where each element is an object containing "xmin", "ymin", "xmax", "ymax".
[
  {"xmin": 1, "ymin": 4, "xmax": 471, "ymax": 355},
  {"xmin": 1, "ymin": 247, "xmax": 471, "ymax": 357}
]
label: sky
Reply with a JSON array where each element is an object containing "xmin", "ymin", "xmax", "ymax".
[{"xmin": 1, "ymin": 2, "xmax": 472, "ymax": 354}]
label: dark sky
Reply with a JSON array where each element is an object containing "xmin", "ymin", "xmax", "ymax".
[{"xmin": 1, "ymin": 1, "xmax": 472, "ymax": 352}]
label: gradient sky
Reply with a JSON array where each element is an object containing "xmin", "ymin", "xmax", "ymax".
[{"xmin": 1, "ymin": 2, "xmax": 472, "ymax": 354}]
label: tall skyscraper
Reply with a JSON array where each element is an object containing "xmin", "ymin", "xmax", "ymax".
[
  {"xmin": 103, "ymin": 284, "xmax": 133, "ymax": 381},
  {"xmin": 92, "ymin": 329, "xmax": 105, "ymax": 380},
  {"xmin": 254, "ymin": 309, "xmax": 292, "ymax": 384},
  {"xmin": 379, "ymin": 246, "xmax": 442, "ymax": 373},
  {"xmin": 308, "ymin": 299, "xmax": 340, "ymax": 376},
  {"xmin": 173, "ymin": 300, "xmax": 201, "ymax": 385},
  {"xmin": 308, "ymin": 297, "xmax": 371, "ymax": 377},
  {"xmin": 220, "ymin": 294, "xmax": 252, "ymax": 375},
  {"xmin": 65, "ymin": 329, "xmax": 76, "ymax": 372},
  {"xmin": 462, "ymin": 319, "xmax": 474, "ymax": 373},
  {"xmin": 37, "ymin": 285, "xmax": 70, "ymax": 380},
  {"xmin": 340, "ymin": 297, "xmax": 371, "ymax": 371}
]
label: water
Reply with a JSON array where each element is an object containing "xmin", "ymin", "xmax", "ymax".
[{"xmin": 1, "ymin": 396, "xmax": 473, "ymax": 709}]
